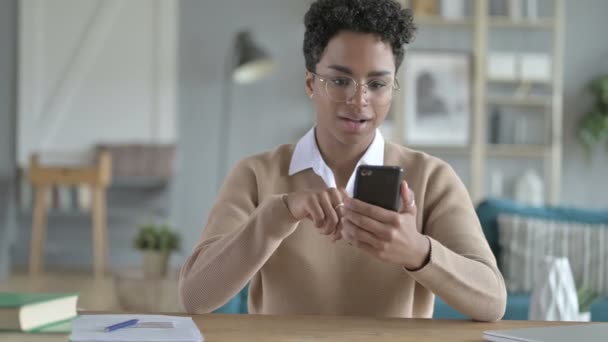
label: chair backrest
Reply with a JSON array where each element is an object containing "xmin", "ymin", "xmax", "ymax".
[{"xmin": 476, "ymin": 198, "xmax": 608, "ymax": 266}]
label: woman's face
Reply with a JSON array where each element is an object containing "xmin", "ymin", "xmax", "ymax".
[{"xmin": 306, "ymin": 31, "xmax": 397, "ymax": 147}]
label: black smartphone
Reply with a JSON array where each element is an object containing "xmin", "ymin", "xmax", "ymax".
[{"xmin": 353, "ymin": 165, "xmax": 404, "ymax": 212}]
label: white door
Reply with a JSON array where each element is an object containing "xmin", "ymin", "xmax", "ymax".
[{"xmin": 18, "ymin": 0, "xmax": 177, "ymax": 166}]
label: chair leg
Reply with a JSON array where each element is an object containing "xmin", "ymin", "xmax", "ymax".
[
  {"xmin": 29, "ymin": 185, "xmax": 48, "ymax": 275},
  {"xmin": 92, "ymin": 186, "xmax": 108, "ymax": 279}
]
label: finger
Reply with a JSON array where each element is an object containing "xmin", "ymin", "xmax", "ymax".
[
  {"xmin": 344, "ymin": 196, "xmax": 395, "ymax": 224},
  {"xmin": 342, "ymin": 219, "xmax": 383, "ymax": 250},
  {"xmin": 331, "ymin": 231, "xmax": 342, "ymax": 243},
  {"xmin": 338, "ymin": 188, "xmax": 349, "ymax": 201},
  {"xmin": 307, "ymin": 196, "xmax": 325, "ymax": 228},
  {"xmin": 344, "ymin": 209, "xmax": 392, "ymax": 241},
  {"xmin": 356, "ymin": 239, "xmax": 382, "ymax": 258},
  {"xmin": 327, "ymin": 188, "xmax": 345, "ymax": 217},
  {"xmin": 331, "ymin": 208, "xmax": 345, "ymax": 243},
  {"xmin": 318, "ymin": 192, "xmax": 338, "ymax": 235},
  {"xmin": 340, "ymin": 218, "xmax": 356, "ymax": 244},
  {"xmin": 399, "ymin": 181, "xmax": 416, "ymax": 215},
  {"xmin": 331, "ymin": 222, "xmax": 343, "ymax": 243},
  {"xmin": 398, "ymin": 181, "xmax": 410, "ymax": 213}
]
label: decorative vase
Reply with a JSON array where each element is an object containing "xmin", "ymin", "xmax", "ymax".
[
  {"xmin": 514, "ymin": 169, "xmax": 544, "ymax": 206},
  {"xmin": 440, "ymin": 0, "xmax": 465, "ymax": 19},
  {"xmin": 529, "ymin": 256, "xmax": 579, "ymax": 321},
  {"xmin": 143, "ymin": 250, "xmax": 169, "ymax": 278}
]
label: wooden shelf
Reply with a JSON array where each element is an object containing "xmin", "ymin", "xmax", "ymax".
[
  {"xmin": 486, "ymin": 144, "xmax": 548, "ymax": 158},
  {"xmin": 486, "ymin": 95, "xmax": 552, "ymax": 108},
  {"xmin": 486, "ymin": 78, "xmax": 553, "ymax": 86},
  {"xmin": 408, "ymin": 145, "xmax": 471, "ymax": 156},
  {"xmin": 19, "ymin": 207, "xmax": 168, "ymax": 221},
  {"xmin": 111, "ymin": 177, "xmax": 170, "ymax": 188},
  {"xmin": 415, "ymin": 16, "xmax": 474, "ymax": 27},
  {"xmin": 489, "ymin": 16, "xmax": 555, "ymax": 29}
]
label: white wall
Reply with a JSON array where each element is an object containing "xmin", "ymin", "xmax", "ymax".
[
  {"xmin": 17, "ymin": 0, "xmax": 177, "ymax": 167},
  {"xmin": 173, "ymin": 0, "xmax": 314, "ymax": 252},
  {"xmin": 0, "ymin": 0, "xmax": 16, "ymax": 176},
  {"xmin": 560, "ymin": 0, "xmax": 608, "ymax": 209},
  {"xmin": 0, "ymin": 0, "xmax": 17, "ymax": 278}
]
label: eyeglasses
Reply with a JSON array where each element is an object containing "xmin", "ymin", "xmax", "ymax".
[{"xmin": 309, "ymin": 71, "xmax": 400, "ymax": 106}]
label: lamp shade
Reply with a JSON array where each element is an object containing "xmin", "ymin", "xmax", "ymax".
[{"xmin": 232, "ymin": 31, "xmax": 274, "ymax": 84}]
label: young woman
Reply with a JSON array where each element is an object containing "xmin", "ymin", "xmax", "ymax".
[{"xmin": 179, "ymin": 0, "xmax": 506, "ymax": 322}]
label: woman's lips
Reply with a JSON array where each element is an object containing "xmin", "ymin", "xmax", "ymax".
[{"xmin": 337, "ymin": 116, "xmax": 371, "ymax": 133}]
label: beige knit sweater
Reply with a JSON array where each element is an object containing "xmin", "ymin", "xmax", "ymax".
[{"xmin": 179, "ymin": 142, "xmax": 507, "ymax": 321}]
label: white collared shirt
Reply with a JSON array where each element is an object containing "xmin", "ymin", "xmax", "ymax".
[{"xmin": 288, "ymin": 127, "xmax": 385, "ymax": 196}]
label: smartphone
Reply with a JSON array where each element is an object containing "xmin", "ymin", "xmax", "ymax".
[{"xmin": 353, "ymin": 165, "xmax": 404, "ymax": 212}]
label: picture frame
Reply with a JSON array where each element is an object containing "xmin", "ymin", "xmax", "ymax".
[{"xmin": 402, "ymin": 51, "xmax": 472, "ymax": 146}]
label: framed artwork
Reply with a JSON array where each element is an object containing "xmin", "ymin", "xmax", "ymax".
[{"xmin": 402, "ymin": 51, "xmax": 472, "ymax": 146}]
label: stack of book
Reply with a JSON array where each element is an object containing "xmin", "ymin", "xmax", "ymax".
[{"xmin": 0, "ymin": 292, "xmax": 78, "ymax": 333}]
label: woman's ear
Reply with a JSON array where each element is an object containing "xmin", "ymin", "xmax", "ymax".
[{"xmin": 305, "ymin": 71, "xmax": 315, "ymax": 99}]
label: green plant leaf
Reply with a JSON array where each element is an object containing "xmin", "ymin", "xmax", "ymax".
[{"xmin": 133, "ymin": 222, "xmax": 180, "ymax": 252}]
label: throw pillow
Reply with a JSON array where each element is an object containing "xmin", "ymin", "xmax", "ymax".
[{"xmin": 498, "ymin": 214, "xmax": 608, "ymax": 296}]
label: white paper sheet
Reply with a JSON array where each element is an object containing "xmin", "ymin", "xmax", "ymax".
[{"xmin": 69, "ymin": 314, "xmax": 203, "ymax": 342}]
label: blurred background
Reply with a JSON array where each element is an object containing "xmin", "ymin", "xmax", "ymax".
[{"xmin": 0, "ymin": 0, "xmax": 607, "ymax": 321}]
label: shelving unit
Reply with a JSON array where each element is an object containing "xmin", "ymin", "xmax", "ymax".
[
  {"xmin": 415, "ymin": 16, "xmax": 475, "ymax": 27},
  {"xmin": 486, "ymin": 95, "xmax": 551, "ymax": 108},
  {"xmin": 395, "ymin": 0, "xmax": 564, "ymax": 204},
  {"xmin": 488, "ymin": 16, "xmax": 555, "ymax": 29}
]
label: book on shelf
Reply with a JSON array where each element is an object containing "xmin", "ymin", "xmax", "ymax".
[{"xmin": 0, "ymin": 292, "xmax": 78, "ymax": 332}]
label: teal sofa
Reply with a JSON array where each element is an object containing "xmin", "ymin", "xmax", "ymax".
[
  {"xmin": 214, "ymin": 198, "xmax": 608, "ymax": 321},
  {"xmin": 434, "ymin": 198, "xmax": 608, "ymax": 321}
]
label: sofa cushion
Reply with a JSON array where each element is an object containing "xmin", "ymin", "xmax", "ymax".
[
  {"xmin": 498, "ymin": 214, "xmax": 608, "ymax": 296},
  {"xmin": 476, "ymin": 198, "xmax": 608, "ymax": 266}
]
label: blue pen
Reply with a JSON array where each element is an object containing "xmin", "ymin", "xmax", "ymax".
[{"xmin": 104, "ymin": 319, "xmax": 139, "ymax": 332}]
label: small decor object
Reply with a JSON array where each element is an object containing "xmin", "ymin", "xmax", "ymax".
[
  {"xmin": 508, "ymin": 0, "xmax": 523, "ymax": 20},
  {"xmin": 578, "ymin": 74, "xmax": 608, "ymax": 155},
  {"xmin": 440, "ymin": 0, "xmax": 465, "ymax": 19},
  {"xmin": 514, "ymin": 169, "xmax": 544, "ymax": 206},
  {"xmin": 520, "ymin": 53, "xmax": 552, "ymax": 83},
  {"xmin": 513, "ymin": 114, "xmax": 528, "ymax": 144},
  {"xmin": 525, "ymin": 0, "xmax": 539, "ymax": 20},
  {"xmin": 403, "ymin": 52, "xmax": 471, "ymax": 146},
  {"xmin": 490, "ymin": 169, "xmax": 504, "ymax": 198},
  {"xmin": 489, "ymin": 0, "xmax": 508, "ymax": 16},
  {"xmin": 134, "ymin": 223, "xmax": 180, "ymax": 278},
  {"xmin": 487, "ymin": 52, "xmax": 518, "ymax": 81},
  {"xmin": 489, "ymin": 106, "xmax": 502, "ymax": 144},
  {"xmin": 411, "ymin": 0, "xmax": 439, "ymax": 17},
  {"xmin": 529, "ymin": 256, "xmax": 579, "ymax": 321}
]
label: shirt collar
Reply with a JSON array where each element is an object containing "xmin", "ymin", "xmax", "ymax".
[{"xmin": 288, "ymin": 127, "xmax": 385, "ymax": 195}]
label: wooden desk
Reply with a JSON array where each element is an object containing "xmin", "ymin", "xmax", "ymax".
[{"xmin": 2, "ymin": 313, "xmax": 585, "ymax": 342}]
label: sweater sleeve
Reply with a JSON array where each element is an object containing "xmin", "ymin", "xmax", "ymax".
[
  {"xmin": 178, "ymin": 158, "xmax": 299, "ymax": 313},
  {"xmin": 405, "ymin": 163, "xmax": 507, "ymax": 322}
]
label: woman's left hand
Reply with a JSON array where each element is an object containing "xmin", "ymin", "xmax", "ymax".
[{"xmin": 340, "ymin": 181, "xmax": 431, "ymax": 270}]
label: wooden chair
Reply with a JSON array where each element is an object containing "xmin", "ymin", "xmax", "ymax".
[{"xmin": 28, "ymin": 151, "xmax": 112, "ymax": 278}]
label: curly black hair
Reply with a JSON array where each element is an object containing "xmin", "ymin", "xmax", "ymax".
[{"xmin": 303, "ymin": 0, "xmax": 416, "ymax": 73}]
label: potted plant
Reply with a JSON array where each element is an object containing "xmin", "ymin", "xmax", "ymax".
[
  {"xmin": 578, "ymin": 74, "xmax": 608, "ymax": 156},
  {"xmin": 134, "ymin": 223, "xmax": 180, "ymax": 278},
  {"xmin": 577, "ymin": 287, "xmax": 602, "ymax": 322}
]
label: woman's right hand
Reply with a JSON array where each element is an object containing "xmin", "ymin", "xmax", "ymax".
[{"xmin": 284, "ymin": 188, "xmax": 346, "ymax": 238}]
